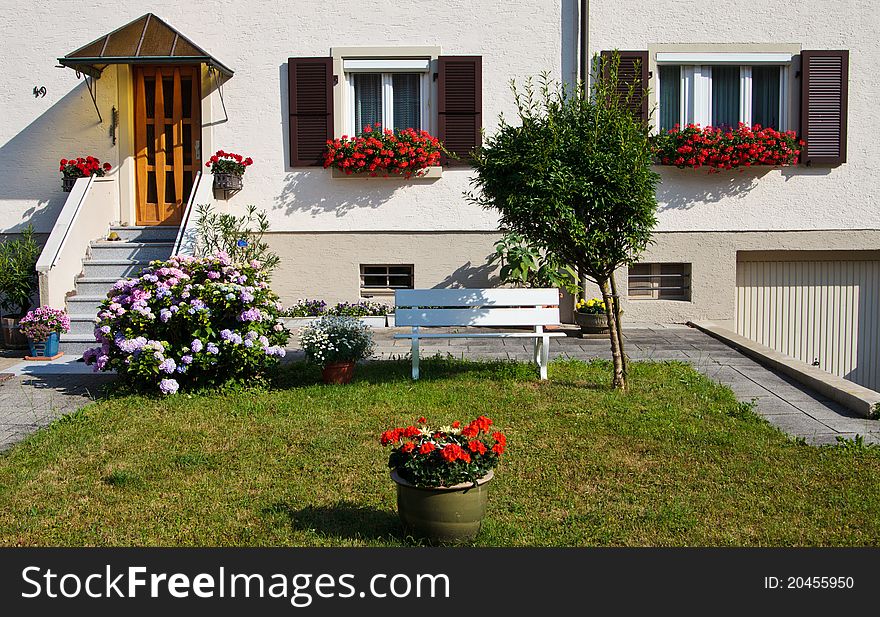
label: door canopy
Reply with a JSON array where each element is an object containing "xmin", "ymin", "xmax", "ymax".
[{"xmin": 58, "ymin": 13, "xmax": 233, "ymax": 79}]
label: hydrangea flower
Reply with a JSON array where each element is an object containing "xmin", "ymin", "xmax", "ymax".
[
  {"xmin": 82, "ymin": 254, "xmax": 289, "ymax": 394},
  {"xmin": 159, "ymin": 378, "xmax": 179, "ymax": 395}
]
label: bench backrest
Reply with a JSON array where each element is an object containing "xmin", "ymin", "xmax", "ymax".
[{"xmin": 395, "ymin": 288, "xmax": 560, "ymax": 327}]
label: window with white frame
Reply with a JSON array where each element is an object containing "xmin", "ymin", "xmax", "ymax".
[
  {"xmin": 657, "ymin": 53, "xmax": 791, "ymax": 132},
  {"xmin": 344, "ymin": 59, "xmax": 430, "ymax": 134}
]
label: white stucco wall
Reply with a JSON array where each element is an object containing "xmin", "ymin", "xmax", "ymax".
[
  {"xmin": 2, "ymin": 1, "xmax": 877, "ymax": 237},
  {"xmin": 0, "ymin": 0, "xmax": 574, "ymax": 234},
  {"xmin": 590, "ymin": 0, "xmax": 880, "ymax": 232}
]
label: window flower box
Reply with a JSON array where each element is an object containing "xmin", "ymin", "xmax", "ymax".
[
  {"xmin": 652, "ymin": 124, "xmax": 803, "ymax": 172},
  {"xmin": 324, "ymin": 125, "xmax": 443, "ymax": 179},
  {"xmin": 207, "ymin": 150, "xmax": 252, "ymax": 197}
]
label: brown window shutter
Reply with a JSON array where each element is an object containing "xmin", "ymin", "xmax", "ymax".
[
  {"xmin": 800, "ymin": 50, "xmax": 848, "ymax": 165},
  {"xmin": 600, "ymin": 50, "xmax": 649, "ymax": 122},
  {"xmin": 288, "ymin": 57, "xmax": 334, "ymax": 167},
  {"xmin": 438, "ymin": 56, "xmax": 482, "ymax": 166}
]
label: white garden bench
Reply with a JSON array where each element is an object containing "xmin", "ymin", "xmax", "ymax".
[{"xmin": 393, "ymin": 288, "xmax": 566, "ymax": 380}]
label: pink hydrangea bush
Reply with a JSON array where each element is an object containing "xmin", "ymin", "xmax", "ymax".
[
  {"xmin": 83, "ymin": 253, "xmax": 289, "ymax": 394},
  {"xmin": 19, "ymin": 306, "xmax": 70, "ymax": 341}
]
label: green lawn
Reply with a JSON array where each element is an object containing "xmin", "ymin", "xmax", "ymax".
[{"xmin": 1, "ymin": 358, "xmax": 879, "ymax": 546}]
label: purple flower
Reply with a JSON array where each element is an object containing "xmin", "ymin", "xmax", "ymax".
[
  {"xmin": 238, "ymin": 308, "xmax": 263, "ymax": 322},
  {"xmin": 191, "ymin": 339, "xmax": 203, "ymax": 353},
  {"xmin": 159, "ymin": 308, "xmax": 172, "ymax": 323},
  {"xmin": 158, "ymin": 358, "xmax": 177, "ymax": 374},
  {"xmin": 240, "ymin": 291, "xmax": 255, "ymax": 303},
  {"xmin": 220, "ymin": 329, "xmax": 234, "ymax": 341},
  {"xmin": 159, "ymin": 378, "xmax": 179, "ymax": 395},
  {"xmin": 207, "ymin": 271, "xmax": 220, "ymax": 280},
  {"xmin": 206, "ymin": 343, "xmax": 219, "ymax": 355},
  {"xmin": 181, "ymin": 355, "xmax": 193, "ymax": 365}
]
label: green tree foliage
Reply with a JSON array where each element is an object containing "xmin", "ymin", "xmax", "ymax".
[
  {"xmin": 489, "ymin": 231, "xmax": 580, "ymax": 295},
  {"xmin": 469, "ymin": 53, "xmax": 659, "ymax": 389},
  {"xmin": 194, "ymin": 204, "xmax": 280, "ymax": 273},
  {"xmin": 0, "ymin": 225, "xmax": 40, "ymax": 316}
]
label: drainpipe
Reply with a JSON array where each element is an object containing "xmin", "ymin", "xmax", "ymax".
[{"xmin": 577, "ymin": 0, "xmax": 589, "ymax": 299}]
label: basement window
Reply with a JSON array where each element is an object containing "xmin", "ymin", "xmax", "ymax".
[
  {"xmin": 360, "ymin": 264, "xmax": 414, "ymax": 297},
  {"xmin": 628, "ymin": 263, "xmax": 692, "ymax": 301}
]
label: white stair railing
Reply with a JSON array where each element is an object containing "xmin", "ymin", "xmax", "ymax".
[
  {"xmin": 36, "ymin": 176, "xmax": 117, "ymax": 309},
  {"xmin": 173, "ymin": 170, "xmax": 213, "ymax": 257}
]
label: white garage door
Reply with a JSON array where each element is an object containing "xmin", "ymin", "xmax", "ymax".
[{"xmin": 736, "ymin": 254, "xmax": 880, "ymax": 392}]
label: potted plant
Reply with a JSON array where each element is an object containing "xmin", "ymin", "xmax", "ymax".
[
  {"xmin": 300, "ymin": 315, "xmax": 375, "ymax": 384},
  {"xmin": 0, "ymin": 225, "xmax": 40, "ymax": 349},
  {"xmin": 329, "ymin": 300, "xmax": 391, "ymax": 328},
  {"xmin": 60, "ymin": 156, "xmax": 111, "ymax": 192},
  {"xmin": 323, "ymin": 125, "xmax": 442, "ymax": 178},
  {"xmin": 574, "ymin": 297, "xmax": 610, "ymax": 335},
  {"xmin": 382, "ymin": 415, "xmax": 506, "ymax": 543},
  {"xmin": 283, "ymin": 299, "xmax": 327, "ymax": 328},
  {"xmin": 206, "ymin": 150, "xmax": 253, "ymax": 193},
  {"xmin": 19, "ymin": 306, "xmax": 70, "ymax": 359}
]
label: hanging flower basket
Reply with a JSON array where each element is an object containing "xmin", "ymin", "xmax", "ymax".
[
  {"xmin": 213, "ymin": 173, "xmax": 244, "ymax": 191},
  {"xmin": 206, "ymin": 150, "xmax": 252, "ymax": 196},
  {"xmin": 60, "ymin": 156, "xmax": 111, "ymax": 192}
]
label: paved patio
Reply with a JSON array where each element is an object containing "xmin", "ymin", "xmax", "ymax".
[{"xmin": 0, "ymin": 324, "xmax": 877, "ymax": 452}]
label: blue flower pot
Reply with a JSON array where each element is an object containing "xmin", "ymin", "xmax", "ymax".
[{"xmin": 28, "ymin": 332, "xmax": 60, "ymax": 358}]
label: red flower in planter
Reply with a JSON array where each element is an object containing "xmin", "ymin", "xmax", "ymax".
[
  {"xmin": 206, "ymin": 150, "xmax": 253, "ymax": 177},
  {"xmin": 324, "ymin": 126, "xmax": 444, "ymax": 177},
  {"xmin": 59, "ymin": 155, "xmax": 110, "ymax": 179},
  {"xmin": 654, "ymin": 123, "xmax": 802, "ymax": 172}
]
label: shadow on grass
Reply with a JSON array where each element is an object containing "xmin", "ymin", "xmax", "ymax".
[
  {"xmin": 262, "ymin": 501, "xmax": 404, "ymax": 542},
  {"xmin": 274, "ymin": 356, "xmax": 542, "ymax": 389}
]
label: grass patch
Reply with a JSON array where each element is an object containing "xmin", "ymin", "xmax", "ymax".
[{"xmin": 1, "ymin": 357, "xmax": 879, "ymax": 546}]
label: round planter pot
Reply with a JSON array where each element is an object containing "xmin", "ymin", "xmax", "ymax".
[
  {"xmin": 213, "ymin": 173, "xmax": 243, "ymax": 191},
  {"xmin": 27, "ymin": 332, "xmax": 60, "ymax": 358},
  {"xmin": 574, "ymin": 311, "xmax": 610, "ymax": 335},
  {"xmin": 1, "ymin": 316, "xmax": 29, "ymax": 349},
  {"xmin": 322, "ymin": 361, "xmax": 356, "ymax": 384},
  {"xmin": 62, "ymin": 176, "xmax": 78, "ymax": 192},
  {"xmin": 391, "ymin": 469, "xmax": 493, "ymax": 543}
]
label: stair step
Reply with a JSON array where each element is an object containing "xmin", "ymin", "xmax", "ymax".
[
  {"xmin": 108, "ymin": 225, "xmax": 179, "ymax": 243},
  {"xmin": 82, "ymin": 259, "xmax": 151, "ymax": 278},
  {"xmin": 58, "ymin": 334, "xmax": 100, "ymax": 357},
  {"xmin": 67, "ymin": 314, "xmax": 100, "ymax": 336},
  {"xmin": 73, "ymin": 277, "xmax": 122, "ymax": 296},
  {"xmin": 90, "ymin": 241, "xmax": 173, "ymax": 262},
  {"xmin": 66, "ymin": 295, "xmax": 107, "ymax": 315}
]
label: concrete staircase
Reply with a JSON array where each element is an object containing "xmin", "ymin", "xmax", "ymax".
[{"xmin": 61, "ymin": 226, "xmax": 178, "ymax": 355}]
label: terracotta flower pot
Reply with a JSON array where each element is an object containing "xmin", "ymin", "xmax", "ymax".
[
  {"xmin": 574, "ymin": 311, "xmax": 610, "ymax": 335},
  {"xmin": 1, "ymin": 315, "xmax": 29, "ymax": 349},
  {"xmin": 391, "ymin": 469, "xmax": 493, "ymax": 543},
  {"xmin": 322, "ymin": 361, "xmax": 356, "ymax": 384}
]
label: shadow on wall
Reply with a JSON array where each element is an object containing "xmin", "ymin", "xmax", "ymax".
[
  {"xmin": 846, "ymin": 270, "xmax": 880, "ymax": 392},
  {"xmin": 275, "ymin": 62, "xmax": 421, "ymax": 218},
  {"xmin": 433, "ymin": 257, "xmax": 499, "ymax": 289},
  {"xmin": 0, "ymin": 82, "xmax": 106, "ymax": 232},
  {"xmin": 655, "ymin": 166, "xmax": 767, "ymax": 211}
]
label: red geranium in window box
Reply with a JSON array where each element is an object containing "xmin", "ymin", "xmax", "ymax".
[
  {"xmin": 323, "ymin": 124, "xmax": 443, "ymax": 178},
  {"xmin": 652, "ymin": 123, "xmax": 805, "ymax": 173}
]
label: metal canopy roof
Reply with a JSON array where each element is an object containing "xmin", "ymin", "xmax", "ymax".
[{"xmin": 58, "ymin": 13, "xmax": 234, "ymax": 79}]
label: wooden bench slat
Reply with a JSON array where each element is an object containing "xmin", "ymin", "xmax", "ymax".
[
  {"xmin": 395, "ymin": 288, "xmax": 560, "ymax": 307},
  {"xmin": 396, "ymin": 307, "xmax": 560, "ymax": 327},
  {"xmin": 394, "ymin": 332, "xmax": 567, "ymax": 339}
]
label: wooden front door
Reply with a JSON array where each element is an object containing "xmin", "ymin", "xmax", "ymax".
[{"xmin": 134, "ymin": 66, "xmax": 201, "ymax": 226}]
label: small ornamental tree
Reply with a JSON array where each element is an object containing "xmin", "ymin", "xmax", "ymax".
[{"xmin": 469, "ymin": 53, "xmax": 659, "ymax": 390}]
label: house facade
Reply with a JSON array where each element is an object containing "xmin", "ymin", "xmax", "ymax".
[{"xmin": 0, "ymin": 1, "xmax": 877, "ymax": 390}]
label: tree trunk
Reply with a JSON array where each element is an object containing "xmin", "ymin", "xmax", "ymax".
[
  {"xmin": 600, "ymin": 278, "xmax": 626, "ymax": 391},
  {"xmin": 609, "ymin": 272, "xmax": 628, "ymax": 378}
]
